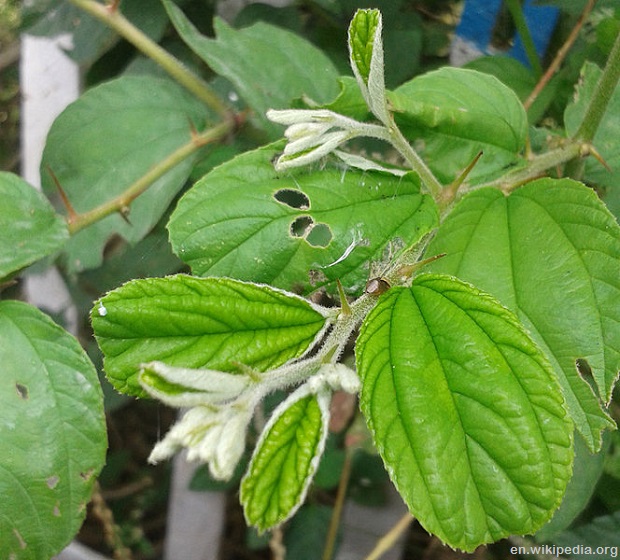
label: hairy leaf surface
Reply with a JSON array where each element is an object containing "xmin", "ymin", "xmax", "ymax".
[
  {"xmin": 241, "ymin": 387, "xmax": 330, "ymax": 531},
  {"xmin": 0, "ymin": 172, "xmax": 68, "ymax": 281},
  {"xmin": 91, "ymin": 275, "xmax": 329, "ymax": 397},
  {"xmin": 356, "ymin": 274, "xmax": 573, "ymax": 551},
  {"xmin": 426, "ymin": 179, "xmax": 620, "ymax": 450},
  {"xmin": 168, "ymin": 143, "xmax": 438, "ymax": 295},
  {"xmin": 0, "ymin": 302, "xmax": 106, "ymax": 559}
]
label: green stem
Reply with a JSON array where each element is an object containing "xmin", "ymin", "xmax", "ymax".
[
  {"xmin": 573, "ymin": 30, "xmax": 620, "ymax": 143},
  {"xmin": 505, "ymin": 0, "xmax": 543, "ymax": 78},
  {"xmin": 482, "ymin": 141, "xmax": 584, "ymax": 193},
  {"xmin": 67, "ymin": 0, "xmax": 231, "ymax": 119},
  {"xmin": 380, "ymin": 121, "xmax": 444, "ymax": 200},
  {"xmin": 67, "ymin": 120, "xmax": 233, "ymax": 235}
]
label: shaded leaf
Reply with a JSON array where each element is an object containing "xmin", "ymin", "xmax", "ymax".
[
  {"xmin": 0, "ymin": 172, "xmax": 68, "ymax": 280},
  {"xmin": 91, "ymin": 275, "xmax": 329, "ymax": 397},
  {"xmin": 162, "ymin": 0, "xmax": 339, "ymax": 139},
  {"xmin": 0, "ymin": 301, "xmax": 106, "ymax": 559},
  {"xmin": 564, "ymin": 61, "xmax": 620, "ymax": 220},
  {"xmin": 41, "ymin": 75, "xmax": 208, "ymax": 272},
  {"xmin": 356, "ymin": 274, "xmax": 573, "ymax": 551},
  {"xmin": 426, "ymin": 179, "xmax": 620, "ymax": 450}
]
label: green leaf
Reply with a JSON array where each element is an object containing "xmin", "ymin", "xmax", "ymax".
[
  {"xmin": 0, "ymin": 172, "xmax": 68, "ymax": 280},
  {"xmin": 168, "ymin": 143, "xmax": 438, "ymax": 295},
  {"xmin": 356, "ymin": 274, "xmax": 574, "ymax": 551},
  {"xmin": 564, "ymin": 62, "xmax": 620, "ymax": 219},
  {"xmin": 536, "ymin": 433, "xmax": 609, "ymax": 541},
  {"xmin": 0, "ymin": 301, "xmax": 106, "ymax": 559},
  {"xmin": 425, "ymin": 179, "xmax": 620, "ymax": 450},
  {"xmin": 162, "ymin": 0, "xmax": 339, "ymax": 139},
  {"xmin": 284, "ymin": 504, "xmax": 337, "ymax": 560},
  {"xmin": 389, "ymin": 67, "xmax": 528, "ymax": 184},
  {"xmin": 464, "ymin": 56, "xmax": 558, "ymax": 124},
  {"xmin": 41, "ymin": 75, "xmax": 208, "ymax": 272},
  {"xmin": 241, "ymin": 386, "xmax": 330, "ymax": 531},
  {"xmin": 91, "ymin": 275, "xmax": 329, "ymax": 397},
  {"xmin": 348, "ymin": 9, "xmax": 389, "ymax": 124},
  {"xmin": 553, "ymin": 511, "xmax": 620, "ymax": 559}
]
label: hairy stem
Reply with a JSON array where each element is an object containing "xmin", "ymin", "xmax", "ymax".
[
  {"xmin": 67, "ymin": 0, "xmax": 231, "ymax": 119},
  {"xmin": 67, "ymin": 120, "xmax": 234, "ymax": 234},
  {"xmin": 481, "ymin": 141, "xmax": 584, "ymax": 193},
  {"xmin": 573, "ymin": 29, "xmax": 620, "ymax": 143},
  {"xmin": 385, "ymin": 122, "xmax": 444, "ymax": 200}
]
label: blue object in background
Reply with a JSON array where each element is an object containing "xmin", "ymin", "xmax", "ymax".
[{"xmin": 451, "ymin": 0, "xmax": 560, "ymax": 67}]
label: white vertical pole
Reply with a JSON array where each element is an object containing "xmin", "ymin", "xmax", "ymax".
[{"xmin": 20, "ymin": 33, "xmax": 80, "ymax": 333}]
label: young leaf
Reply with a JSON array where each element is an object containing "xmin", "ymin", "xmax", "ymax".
[
  {"xmin": 348, "ymin": 9, "xmax": 389, "ymax": 125},
  {"xmin": 162, "ymin": 0, "xmax": 339, "ymax": 139},
  {"xmin": 389, "ymin": 67, "xmax": 528, "ymax": 184},
  {"xmin": 168, "ymin": 143, "xmax": 438, "ymax": 295},
  {"xmin": 425, "ymin": 178, "xmax": 620, "ymax": 451},
  {"xmin": 241, "ymin": 385, "xmax": 331, "ymax": 531},
  {"xmin": 0, "ymin": 301, "xmax": 106, "ymax": 559},
  {"xmin": 356, "ymin": 274, "xmax": 573, "ymax": 551},
  {"xmin": 91, "ymin": 275, "xmax": 329, "ymax": 397},
  {"xmin": 41, "ymin": 75, "xmax": 209, "ymax": 272},
  {"xmin": 0, "ymin": 172, "xmax": 68, "ymax": 281}
]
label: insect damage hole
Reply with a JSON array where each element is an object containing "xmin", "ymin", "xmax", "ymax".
[
  {"xmin": 15, "ymin": 383, "xmax": 29, "ymax": 400},
  {"xmin": 274, "ymin": 188, "xmax": 310, "ymax": 210},
  {"xmin": 289, "ymin": 217, "xmax": 333, "ymax": 248},
  {"xmin": 305, "ymin": 223, "xmax": 332, "ymax": 248}
]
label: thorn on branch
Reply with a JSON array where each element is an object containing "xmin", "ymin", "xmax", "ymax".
[
  {"xmin": 106, "ymin": 0, "xmax": 121, "ymax": 13},
  {"xmin": 47, "ymin": 166, "xmax": 78, "ymax": 224},
  {"xmin": 119, "ymin": 205, "xmax": 131, "ymax": 225}
]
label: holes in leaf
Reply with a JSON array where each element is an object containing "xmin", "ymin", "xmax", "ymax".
[
  {"xmin": 47, "ymin": 475, "xmax": 60, "ymax": 489},
  {"xmin": 274, "ymin": 188, "xmax": 310, "ymax": 210},
  {"xmin": 290, "ymin": 216, "xmax": 314, "ymax": 237},
  {"xmin": 289, "ymin": 217, "xmax": 332, "ymax": 248},
  {"xmin": 15, "ymin": 383, "xmax": 28, "ymax": 400},
  {"xmin": 306, "ymin": 223, "xmax": 332, "ymax": 247}
]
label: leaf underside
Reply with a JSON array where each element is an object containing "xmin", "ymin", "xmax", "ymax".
[{"xmin": 241, "ymin": 390, "xmax": 329, "ymax": 531}]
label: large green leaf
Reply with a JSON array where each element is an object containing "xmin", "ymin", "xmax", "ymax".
[
  {"xmin": 168, "ymin": 143, "xmax": 438, "ymax": 295},
  {"xmin": 91, "ymin": 275, "xmax": 329, "ymax": 397},
  {"xmin": 425, "ymin": 178, "xmax": 620, "ymax": 451},
  {"xmin": 162, "ymin": 0, "xmax": 339, "ymax": 139},
  {"xmin": 0, "ymin": 301, "xmax": 106, "ymax": 559},
  {"xmin": 0, "ymin": 172, "xmax": 68, "ymax": 281},
  {"xmin": 389, "ymin": 67, "xmax": 528, "ymax": 184},
  {"xmin": 41, "ymin": 75, "xmax": 209, "ymax": 272},
  {"xmin": 241, "ymin": 386, "xmax": 330, "ymax": 531},
  {"xmin": 356, "ymin": 274, "xmax": 574, "ymax": 551}
]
